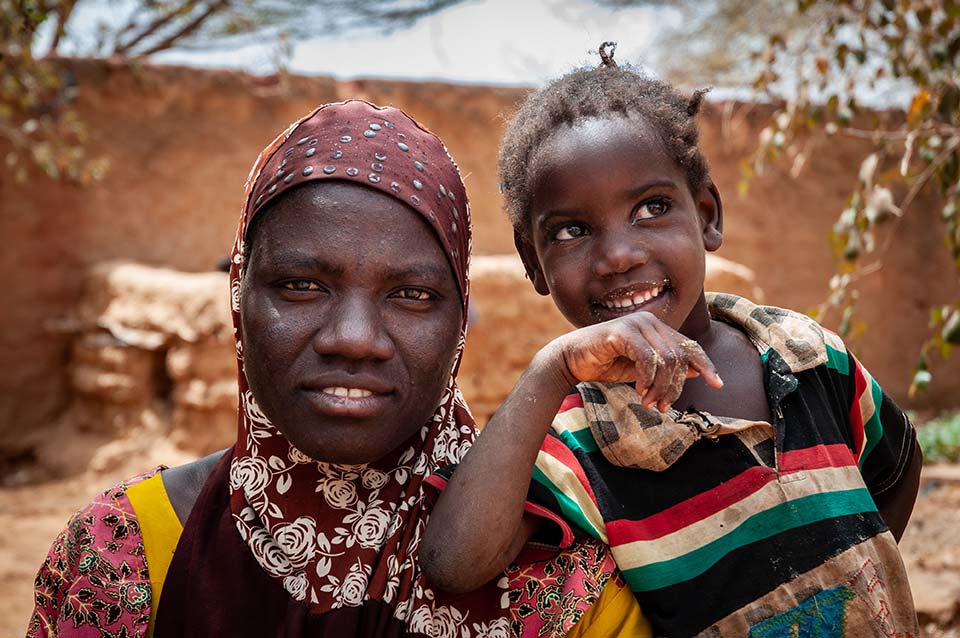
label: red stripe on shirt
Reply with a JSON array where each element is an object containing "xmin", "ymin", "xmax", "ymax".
[
  {"xmin": 606, "ymin": 465, "xmax": 777, "ymax": 544},
  {"xmin": 540, "ymin": 433, "xmax": 601, "ymax": 510},
  {"xmin": 558, "ymin": 392, "xmax": 584, "ymax": 413},
  {"xmin": 778, "ymin": 443, "xmax": 858, "ymax": 474},
  {"xmin": 849, "ymin": 357, "xmax": 868, "ymax": 457}
]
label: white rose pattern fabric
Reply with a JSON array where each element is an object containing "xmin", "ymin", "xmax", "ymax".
[{"xmin": 222, "ymin": 101, "xmax": 507, "ymax": 634}]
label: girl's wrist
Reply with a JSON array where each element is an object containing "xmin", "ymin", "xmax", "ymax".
[{"xmin": 530, "ymin": 339, "xmax": 578, "ymax": 400}]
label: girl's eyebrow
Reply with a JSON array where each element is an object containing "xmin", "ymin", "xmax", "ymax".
[
  {"xmin": 535, "ymin": 208, "xmax": 582, "ymax": 225},
  {"xmin": 625, "ymin": 178, "xmax": 680, "ymax": 198},
  {"xmin": 535, "ymin": 178, "xmax": 680, "ymax": 226}
]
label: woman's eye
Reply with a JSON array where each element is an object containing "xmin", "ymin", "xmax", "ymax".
[
  {"xmin": 634, "ymin": 198, "xmax": 671, "ymax": 220},
  {"xmin": 394, "ymin": 288, "xmax": 434, "ymax": 301},
  {"xmin": 553, "ymin": 223, "xmax": 587, "ymax": 241},
  {"xmin": 280, "ymin": 280, "xmax": 321, "ymax": 292}
]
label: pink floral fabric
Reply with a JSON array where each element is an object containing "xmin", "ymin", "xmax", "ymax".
[
  {"xmin": 27, "ymin": 470, "xmax": 159, "ymax": 638},
  {"xmin": 506, "ymin": 540, "xmax": 619, "ymax": 638}
]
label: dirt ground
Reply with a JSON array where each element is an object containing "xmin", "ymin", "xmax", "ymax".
[{"xmin": 1, "ymin": 455, "xmax": 958, "ymax": 637}]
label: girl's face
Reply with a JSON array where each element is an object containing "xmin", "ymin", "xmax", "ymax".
[
  {"xmin": 517, "ymin": 116, "xmax": 722, "ymax": 336},
  {"xmin": 240, "ymin": 181, "xmax": 463, "ymax": 465}
]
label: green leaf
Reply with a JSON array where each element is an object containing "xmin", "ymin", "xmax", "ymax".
[
  {"xmin": 912, "ymin": 369, "xmax": 933, "ymax": 390},
  {"xmin": 938, "ymin": 82, "xmax": 960, "ymax": 122},
  {"xmin": 839, "ymin": 306, "xmax": 853, "ymax": 337},
  {"xmin": 943, "ymin": 310, "xmax": 960, "ymax": 344},
  {"xmin": 949, "ymin": 35, "xmax": 960, "ymax": 63},
  {"xmin": 944, "ymin": 201, "xmax": 957, "ymax": 220},
  {"xmin": 835, "ymin": 43, "xmax": 849, "ymax": 70}
]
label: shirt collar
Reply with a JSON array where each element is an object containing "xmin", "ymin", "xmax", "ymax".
[{"xmin": 706, "ymin": 293, "xmax": 828, "ymax": 374}]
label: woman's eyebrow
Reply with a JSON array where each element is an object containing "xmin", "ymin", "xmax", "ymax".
[
  {"xmin": 263, "ymin": 254, "xmax": 345, "ymax": 275},
  {"xmin": 383, "ymin": 264, "xmax": 451, "ymax": 283}
]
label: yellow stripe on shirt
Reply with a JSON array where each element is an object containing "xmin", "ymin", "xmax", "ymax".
[{"xmin": 126, "ymin": 472, "xmax": 183, "ymax": 638}]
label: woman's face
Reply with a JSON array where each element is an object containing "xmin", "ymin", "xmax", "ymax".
[{"xmin": 240, "ymin": 181, "xmax": 463, "ymax": 465}]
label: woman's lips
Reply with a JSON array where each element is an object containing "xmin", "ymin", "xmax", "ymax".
[
  {"xmin": 300, "ymin": 376, "xmax": 395, "ymax": 418},
  {"xmin": 322, "ymin": 386, "xmax": 373, "ymax": 398},
  {"xmin": 301, "ymin": 386, "xmax": 393, "ymax": 418}
]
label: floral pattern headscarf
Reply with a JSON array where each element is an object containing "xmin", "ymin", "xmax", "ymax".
[{"xmin": 226, "ymin": 101, "xmax": 504, "ymax": 633}]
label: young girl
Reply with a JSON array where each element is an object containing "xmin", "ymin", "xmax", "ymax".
[{"xmin": 422, "ymin": 44, "xmax": 923, "ymax": 637}]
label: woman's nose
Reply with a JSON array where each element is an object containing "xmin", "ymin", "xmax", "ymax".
[
  {"xmin": 313, "ymin": 294, "xmax": 395, "ymax": 361},
  {"xmin": 591, "ymin": 230, "xmax": 649, "ymax": 278}
]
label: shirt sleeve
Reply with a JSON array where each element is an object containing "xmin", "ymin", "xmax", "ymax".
[
  {"xmin": 528, "ymin": 390, "xmax": 608, "ymax": 547},
  {"xmin": 825, "ymin": 334, "xmax": 919, "ymax": 498},
  {"xmin": 425, "ymin": 390, "xmax": 607, "ymax": 549},
  {"xmin": 26, "ymin": 476, "xmax": 155, "ymax": 638}
]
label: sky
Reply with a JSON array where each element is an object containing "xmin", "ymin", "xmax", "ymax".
[
  {"xmin": 38, "ymin": 0, "xmax": 675, "ymax": 86},
  {"xmin": 33, "ymin": 0, "xmax": 912, "ymax": 106}
]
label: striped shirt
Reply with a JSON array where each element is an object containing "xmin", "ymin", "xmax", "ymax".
[{"xmin": 529, "ymin": 294, "xmax": 919, "ymax": 637}]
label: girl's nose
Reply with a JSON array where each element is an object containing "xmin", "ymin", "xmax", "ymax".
[
  {"xmin": 313, "ymin": 294, "xmax": 395, "ymax": 361},
  {"xmin": 591, "ymin": 231, "xmax": 649, "ymax": 278}
]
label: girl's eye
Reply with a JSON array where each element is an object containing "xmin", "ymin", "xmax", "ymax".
[
  {"xmin": 394, "ymin": 288, "xmax": 434, "ymax": 301},
  {"xmin": 553, "ymin": 223, "xmax": 588, "ymax": 241},
  {"xmin": 280, "ymin": 280, "xmax": 321, "ymax": 292},
  {"xmin": 633, "ymin": 197, "xmax": 672, "ymax": 220}
]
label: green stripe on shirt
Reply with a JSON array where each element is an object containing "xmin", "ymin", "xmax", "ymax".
[
  {"xmin": 620, "ymin": 487, "xmax": 878, "ymax": 592},
  {"xmin": 558, "ymin": 427, "xmax": 599, "ymax": 454},
  {"xmin": 824, "ymin": 343, "xmax": 850, "ymax": 375},
  {"xmin": 859, "ymin": 378, "xmax": 885, "ymax": 468},
  {"xmin": 532, "ymin": 465, "xmax": 603, "ymax": 539}
]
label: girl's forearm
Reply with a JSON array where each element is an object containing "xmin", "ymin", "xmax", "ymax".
[{"xmin": 421, "ymin": 343, "xmax": 575, "ymax": 593}]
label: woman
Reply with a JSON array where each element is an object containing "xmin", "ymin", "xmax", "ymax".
[{"xmin": 27, "ymin": 101, "xmax": 636, "ymax": 637}]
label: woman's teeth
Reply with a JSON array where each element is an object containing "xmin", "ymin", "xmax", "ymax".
[
  {"xmin": 322, "ymin": 387, "xmax": 373, "ymax": 398},
  {"xmin": 602, "ymin": 285, "xmax": 663, "ymax": 310}
]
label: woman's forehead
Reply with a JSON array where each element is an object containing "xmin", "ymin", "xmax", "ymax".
[{"xmin": 248, "ymin": 181, "xmax": 456, "ymax": 281}]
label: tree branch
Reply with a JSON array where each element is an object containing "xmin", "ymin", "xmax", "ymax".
[
  {"xmin": 47, "ymin": 0, "xmax": 77, "ymax": 56},
  {"xmin": 134, "ymin": 0, "xmax": 231, "ymax": 58},
  {"xmin": 114, "ymin": 0, "xmax": 201, "ymax": 56}
]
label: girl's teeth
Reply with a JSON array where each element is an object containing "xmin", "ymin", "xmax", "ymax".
[
  {"xmin": 604, "ymin": 286, "xmax": 662, "ymax": 309},
  {"xmin": 322, "ymin": 387, "xmax": 373, "ymax": 398}
]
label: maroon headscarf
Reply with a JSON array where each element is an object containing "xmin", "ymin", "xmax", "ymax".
[{"xmin": 158, "ymin": 101, "xmax": 508, "ymax": 635}]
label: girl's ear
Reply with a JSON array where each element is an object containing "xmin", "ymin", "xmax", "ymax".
[
  {"xmin": 699, "ymin": 182, "xmax": 723, "ymax": 252},
  {"xmin": 513, "ymin": 229, "xmax": 550, "ymax": 296}
]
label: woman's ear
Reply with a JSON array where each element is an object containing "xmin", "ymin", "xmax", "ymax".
[
  {"xmin": 699, "ymin": 182, "xmax": 723, "ymax": 252},
  {"xmin": 513, "ymin": 229, "xmax": 550, "ymax": 296}
]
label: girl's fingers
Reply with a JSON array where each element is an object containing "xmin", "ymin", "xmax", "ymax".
[
  {"xmin": 630, "ymin": 339, "xmax": 659, "ymax": 393},
  {"xmin": 677, "ymin": 338, "xmax": 723, "ymax": 389},
  {"xmin": 648, "ymin": 322, "xmax": 690, "ymax": 411},
  {"xmin": 635, "ymin": 321, "xmax": 680, "ymax": 411}
]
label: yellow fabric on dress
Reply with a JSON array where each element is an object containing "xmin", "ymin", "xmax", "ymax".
[
  {"xmin": 566, "ymin": 577, "xmax": 652, "ymax": 638},
  {"xmin": 125, "ymin": 471, "xmax": 648, "ymax": 638},
  {"xmin": 125, "ymin": 472, "xmax": 182, "ymax": 638}
]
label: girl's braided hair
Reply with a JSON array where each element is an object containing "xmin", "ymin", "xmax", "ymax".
[{"xmin": 498, "ymin": 42, "xmax": 711, "ymax": 236}]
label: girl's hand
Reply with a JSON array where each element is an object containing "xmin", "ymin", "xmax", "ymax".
[{"xmin": 549, "ymin": 312, "xmax": 723, "ymax": 412}]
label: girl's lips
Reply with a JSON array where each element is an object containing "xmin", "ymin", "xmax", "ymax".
[
  {"xmin": 593, "ymin": 281, "xmax": 670, "ymax": 316},
  {"xmin": 598, "ymin": 284, "xmax": 666, "ymax": 311}
]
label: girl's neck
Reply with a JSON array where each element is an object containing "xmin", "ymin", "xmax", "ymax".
[{"xmin": 679, "ymin": 292, "xmax": 714, "ymax": 344}]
